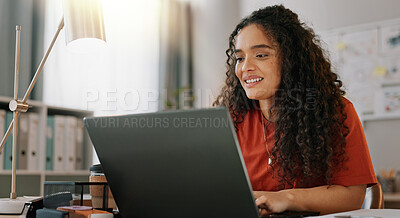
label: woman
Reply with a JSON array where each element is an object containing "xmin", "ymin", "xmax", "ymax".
[{"xmin": 213, "ymin": 5, "xmax": 377, "ymax": 215}]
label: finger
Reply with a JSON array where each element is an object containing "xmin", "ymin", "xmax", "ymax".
[
  {"xmin": 258, "ymin": 203, "xmax": 270, "ymax": 211},
  {"xmin": 255, "ymin": 196, "xmax": 267, "ymax": 207},
  {"xmin": 259, "ymin": 208, "xmax": 271, "ymax": 216},
  {"xmin": 256, "ymin": 197, "xmax": 272, "ymax": 213}
]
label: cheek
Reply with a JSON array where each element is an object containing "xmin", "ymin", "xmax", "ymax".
[
  {"xmin": 267, "ymin": 63, "xmax": 281, "ymax": 86},
  {"xmin": 273, "ymin": 74, "xmax": 282, "ymax": 89},
  {"xmin": 235, "ymin": 63, "xmax": 242, "ymax": 79},
  {"xmin": 275, "ymin": 67, "xmax": 282, "ymax": 85},
  {"xmin": 274, "ymin": 77, "xmax": 281, "ymax": 88}
]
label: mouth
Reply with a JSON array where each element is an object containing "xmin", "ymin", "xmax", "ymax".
[{"xmin": 245, "ymin": 77, "xmax": 264, "ymax": 84}]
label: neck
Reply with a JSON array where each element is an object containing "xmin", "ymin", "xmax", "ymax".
[{"xmin": 259, "ymin": 98, "xmax": 275, "ymax": 121}]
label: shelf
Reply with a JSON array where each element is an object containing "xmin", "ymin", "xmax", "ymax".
[
  {"xmin": 384, "ymin": 192, "xmax": 400, "ymax": 202},
  {"xmin": 0, "ymin": 94, "xmax": 94, "ymax": 197},
  {"xmin": 0, "ymin": 170, "xmax": 42, "ymax": 175},
  {"xmin": 47, "ymin": 105, "xmax": 93, "ymax": 117},
  {"xmin": 44, "ymin": 170, "xmax": 90, "ymax": 176},
  {"xmin": 362, "ymin": 114, "xmax": 400, "ymax": 122},
  {"xmin": 0, "ymin": 170, "xmax": 90, "ymax": 176}
]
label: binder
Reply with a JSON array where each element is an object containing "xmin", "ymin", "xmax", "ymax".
[
  {"xmin": 27, "ymin": 113, "xmax": 39, "ymax": 171},
  {"xmin": 0, "ymin": 109, "xmax": 6, "ymax": 171},
  {"xmin": 64, "ymin": 116, "xmax": 77, "ymax": 171},
  {"xmin": 75, "ymin": 118, "xmax": 84, "ymax": 170},
  {"xmin": 53, "ymin": 115, "xmax": 66, "ymax": 171},
  {"xmin": 4, "ymin": 111, "xmax": 13, "ymax": 170},
  {"xmin": 46, "ymin": 116, "xmax": 55, "ymax": 170},
  {"xmin": 17, "ymin": 113, "xmax": 29, "ymax": 170}
]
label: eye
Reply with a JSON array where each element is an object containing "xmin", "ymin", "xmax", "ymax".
[
  {"xmin": 236, "ymin": 57, "xmax": 244, "ymax": 62},
  {"xmin": 256, "ymin": 54, "xmax": 268, "ymax": 58}
]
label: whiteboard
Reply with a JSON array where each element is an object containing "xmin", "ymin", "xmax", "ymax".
[
  {"xmin": 319, "ymin": 19, "xmax": 400, "ymax": 173},
  {"xmin": 319, "ymin": 18, "xmax": 400, "ymax": 118}
]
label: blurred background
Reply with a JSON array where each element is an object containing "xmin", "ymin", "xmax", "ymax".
[
  {"xmin": 1, "ymin": 0, "xmax": 400, "ymax": 204},
  {"xmin": 2, "ymin": 0, "xmax": 400, "ymax": 115}
]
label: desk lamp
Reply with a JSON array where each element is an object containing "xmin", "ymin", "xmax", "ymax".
[{"xmin": 0, "ymin": 0, "xmax": 106, "ymax": 213}]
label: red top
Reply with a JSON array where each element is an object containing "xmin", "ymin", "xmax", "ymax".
[{"xmin": 236, "ymin": 97, "xmax": 377, "ymax": 191}]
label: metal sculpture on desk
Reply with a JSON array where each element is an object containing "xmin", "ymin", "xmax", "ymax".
[{"xmin": 0, "ymin": 0, "xmax": 106, "ymax": 214}]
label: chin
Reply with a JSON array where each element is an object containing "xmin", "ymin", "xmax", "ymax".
[
  {"xmin": 245, "ymin": 93, "xmax": 262, "ymax": 100},
  {"xmin": 245, "ymin": 91, "xmax": 272, "ymax": 101}
]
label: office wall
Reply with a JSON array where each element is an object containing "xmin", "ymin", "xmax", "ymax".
[
  {"xmin": 239, "ymin": 0, "xmax": 400, "ymax": 31},
  {"xmin": 191, "ymin": 0, "xmax": 400, "ymax": 108},
  {"xmin": 43, "ymin": 0, "xmax": 160, "ymax": 114},
  {"xmin": 190, "ymin": 0, "xmax": 400, "ymax": 173},
  {"xmin": 191, "ymin": 0, "xmax": 240, "ymax": 108},
  {"xmin": 364, "ymin": 120, "xmax": 400, "ymax": 172},
  {"xmin": 239, "ymin": 0, "xmax": 400, "ymax": 173}
]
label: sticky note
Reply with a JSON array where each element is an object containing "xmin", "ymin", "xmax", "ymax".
[
  {"xmin": 336, "ymin": 42, "xmax": 347, "ymax": 50},
  {"xmin": 374, "ymin": 66, "xmax": 387, "ymax": 76}
]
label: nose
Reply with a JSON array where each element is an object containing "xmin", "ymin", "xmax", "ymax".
[{"xmin": 242, "ymin": 57, "xmax": 256, "ymax": 72}]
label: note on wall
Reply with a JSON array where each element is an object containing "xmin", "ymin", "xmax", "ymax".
[
  {"xmin": 340, "ymin": 29, "xmax": 378, "ymax": 62},
  {"xmin": 340, "ymin": 60, "xmax": 377, "ymax": 114},
  {"xmin": 384, "ymin": 88, "xmax": 400, "ymax": 113},
  {"xmin": 379, "ymin": 57, "xmax": 400, "ymax": 84},
  {"xmin": 374, "ymin": 87, "xmax": 400, "ymax": 115},
  {"xmin": 320, "ymin": 19, "xmax": 400, "ymax": 116},
  {"xmin": 380, "ymin": 24, "xmax": 400, "ymax": 56}
]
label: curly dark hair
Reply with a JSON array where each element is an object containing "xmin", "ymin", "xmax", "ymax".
[{"xmin": 213, "ymin": 5, "xmax": 349, "ymax": 188}]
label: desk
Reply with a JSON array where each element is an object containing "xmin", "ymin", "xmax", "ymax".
[{"xmin": 313, "ymin": 209, "xmax": 400, "ymax": 217}]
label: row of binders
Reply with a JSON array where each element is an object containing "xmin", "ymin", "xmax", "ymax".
[{"xmin": 0, "ymin": 109, "xmax": 85, "ymax": 171}]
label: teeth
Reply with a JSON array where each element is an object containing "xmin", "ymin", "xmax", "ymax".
[{"xmin": 245, "ymin": 78, "xmax": 263, "ymax": 83}]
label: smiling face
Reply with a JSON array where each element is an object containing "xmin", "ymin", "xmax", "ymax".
[{"xmin": 234, "ymin": 24, "xmax": 281, "ymax": 101}]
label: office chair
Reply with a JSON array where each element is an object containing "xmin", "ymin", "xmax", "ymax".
[{"xmin": 362, "ymin": 182, "xmax": 384, "ymax": 209}]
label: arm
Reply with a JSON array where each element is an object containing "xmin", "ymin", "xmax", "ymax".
[{"xmin": 254, "ymin": 184, "xmax": 366, "ymax": 215}]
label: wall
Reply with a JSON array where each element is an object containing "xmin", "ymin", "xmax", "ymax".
[
  {"xmin": 191, "ymin": 0, "xmax": 400, "ymax": 108},
  {"xmin": 364, "ymin": 119, "xmax": 400, "ymax": 173},
  {"xmin": 239, "ymin": 0, "xmax": 400, "ymax": 173},
  {"xmin": 191, "ymin": 0, "xmax": 240, "ymax": 108},
  {"xmin": 239, "ymin": 0, "xmax": 400, "ymax": 31},
  {"xmin": 190, "ymin": 0, "xmax": 400, "ymax": 173},
  {"xmin": 43, "ymin": 0, "xmax": 160, "ymax": 115}
]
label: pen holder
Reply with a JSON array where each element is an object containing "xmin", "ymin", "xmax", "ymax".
[{"xmin": 378, "ymin": 176, "xmax": 395, "ymax": 193}]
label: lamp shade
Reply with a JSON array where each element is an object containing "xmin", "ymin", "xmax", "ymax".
[{"xmin": 62, "ymin": 0, "xmax": 106, "ymax": 50}]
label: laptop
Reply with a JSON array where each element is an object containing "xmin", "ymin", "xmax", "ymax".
[
  {"xmin": 84, "ymin": 107, "xmax": 259, "ymax": 217},
  {"xmin": 84, "ymin": 107, "xmax": 319, "ymax": 218}
]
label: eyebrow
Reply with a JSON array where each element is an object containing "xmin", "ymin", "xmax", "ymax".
[{"xmin": 234, "ymin": 44, "xmax": 274, "ymax": 53}]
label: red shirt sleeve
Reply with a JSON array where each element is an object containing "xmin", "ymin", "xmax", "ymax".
[{"xmin": 330, "ymin": 98, "xmax": 377, "ymax": 187}]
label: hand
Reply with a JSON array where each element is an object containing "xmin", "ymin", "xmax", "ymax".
[{"xmin": 253, "ymin": 191, "xmax": 292, "ymax": 216}]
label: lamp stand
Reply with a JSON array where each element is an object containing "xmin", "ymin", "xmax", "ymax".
[{"xmin": 0, "ymin": 18, "xmax": 64, "ymax": 213}]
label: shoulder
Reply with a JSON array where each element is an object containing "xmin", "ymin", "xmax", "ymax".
[
  {"xmin": 340, "ymin": 96, "xmax": 352, "ymax": 106},
  {"xmin": 340, "ymin": 96, "xmax": 354, "ymax": 111},
  {"xmin": 331, "ymin": 99, "xmax": 377, "ymax": 187},
  {"xmin": 340, "ymin": 97, "xmax": 360, "ymax": 125}
]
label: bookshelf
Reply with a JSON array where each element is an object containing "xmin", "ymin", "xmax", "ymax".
[{"xmin": 0, "ymin": 96, "xmax": 93, "ymax": 197}]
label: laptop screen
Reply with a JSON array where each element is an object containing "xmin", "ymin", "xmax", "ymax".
[{"xmin": 84, "ymin": 107, "xmax": 260, "ymax": 218}]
